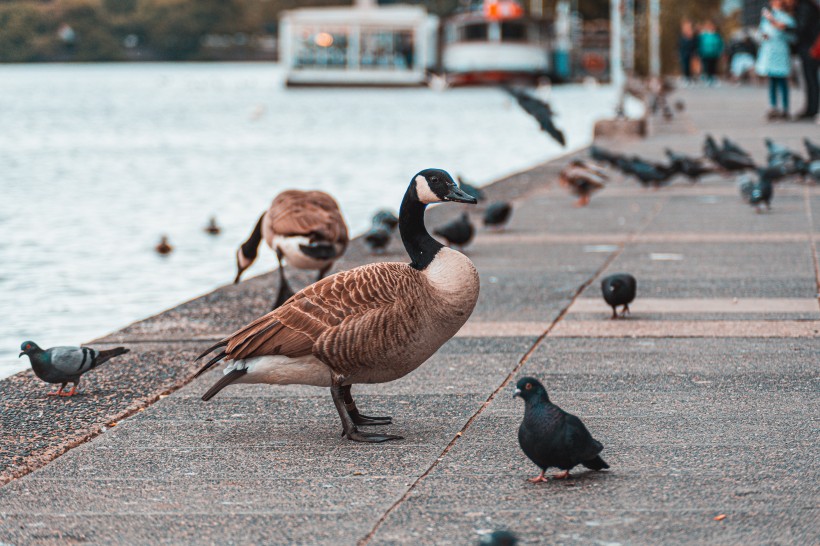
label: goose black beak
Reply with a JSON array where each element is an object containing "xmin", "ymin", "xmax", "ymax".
[
  {"xmin": 513, "ymin": 388, "xmax": 522, "ymax": 398},
  {"xmin": 444, "ymin": 186, "xmax": 478, "ymax": 204}
]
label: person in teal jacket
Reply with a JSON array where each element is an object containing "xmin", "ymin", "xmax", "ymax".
[
  {"xmin": 755, "ymin": 0, "xmax": 796, "ymax": 120},
  {"xmin": 698, "ymin": 20, "xmax": 724, "ymax": 85}
]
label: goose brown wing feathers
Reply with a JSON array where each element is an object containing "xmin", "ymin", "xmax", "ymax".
[
  {"xmin": 264, "ymin": 190, "xmax": 349, "ymax": 246},
  {"xmin": 219, "ymin": 262, "xmax": 427, "ymax": 377}
]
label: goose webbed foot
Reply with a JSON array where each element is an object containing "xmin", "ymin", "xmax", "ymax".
[
  {"xmin": 331, "ymin": 384, "xmax": 401, "ymax": 443},
  {"xmin": 349, "ymin": 408, "xmax": 392, "ymax": 426},
  {"xmin": 342, "ymin": 385, "xmax": 392, "ymax": 426}
]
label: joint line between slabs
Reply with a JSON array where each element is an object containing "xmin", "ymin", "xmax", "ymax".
[{"xmin": 357, "ymin": 197, "xmax": 668, "ymax": 545}]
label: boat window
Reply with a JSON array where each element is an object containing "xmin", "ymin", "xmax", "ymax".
[
  {"xmin": 501, "ymin": 22, "xmax": 527, "ymax": 42},
  {"xmin": 461, "ymin": 23, "xmax": 488, "ymax": 42},
  {"xmin": 360, "ymin": 29, "xmax": 414, "ymax": 70},
  {"xmin": 294, "ymin": 28, "xmax": 349, "ymax": 69}
]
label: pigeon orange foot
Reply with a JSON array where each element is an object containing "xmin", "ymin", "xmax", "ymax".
[
  {"xmin": 553, "ymin": 470, "xmax": 571, "ymax": 479},
  {"xmin": 528, "ymin": 471, "xmax": 548, "ymax": 483}
]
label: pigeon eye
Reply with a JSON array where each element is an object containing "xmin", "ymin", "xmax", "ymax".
[{"xmin": 525, "ymin": 383, "xmax": 532, "ymax": 390}]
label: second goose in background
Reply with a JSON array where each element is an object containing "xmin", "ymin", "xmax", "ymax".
[{"xmin": 234, "ymin": 190, "xmax": 348, "ymax": 309}]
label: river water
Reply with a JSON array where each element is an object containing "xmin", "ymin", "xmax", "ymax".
[{"xmin": 0, "ymin": 62, "xmax": 631, "ymax": 378}]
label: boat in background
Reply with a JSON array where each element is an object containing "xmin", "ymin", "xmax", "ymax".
[{"xmin": 441, "ymin": 0, "xmax": 552, "ymax": 86}]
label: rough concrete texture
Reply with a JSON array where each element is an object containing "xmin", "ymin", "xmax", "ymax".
[{"xmin": 0, "ymin": 86, "xmax": 819, "ymax": 545}]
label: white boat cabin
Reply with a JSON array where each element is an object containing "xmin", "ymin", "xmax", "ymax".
[{"xmin": 279, "ymin": 1, "xmax": 438, "ymax": 87}]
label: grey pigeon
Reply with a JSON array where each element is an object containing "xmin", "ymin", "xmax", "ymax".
[
  {"xmin": 514, "ymin": 376, "xmax": 609, "ymax": 482},
  {"xmin": 364, "ymin": 224, "xmax": 392, "ymax": 254},
  {"xmin": 738, "ymin": 173, "xmax": 773, "ymax": 213},
  {"xmin": 805, "ymin": 138, "xmax": 820, "ymax": 161},
  {"xmin": 371, "ymin": 209, "xmax": 399, "ymax": 232},
  {"xmin": 19, "ymin": 341, "xmax": 129, "ymax": 396},
  {"xmin": 601, "ymin": 273, "xmax": 636, "ymax": 319}
]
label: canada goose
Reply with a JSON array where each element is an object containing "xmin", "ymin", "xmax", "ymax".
[
  {"xmin": 559, "ymin": 160, "xmax": 607, "ymax": 207},
  {"xmin": 234, "ymin": 190, "xmax": 348, "ymax": 309},
  {"xmin": 155, "ymin": 235, "xmax": 173, "ymax": 255},
  {"xmin": 433, "ymin": 213, "xmax": 475, "ymax": 250},
  {"xmin": 601, "ymin": 273, "xmax": 636, "ymax": 319},
  {"xmin": 483, "ymin": 201, "xmax": 512, "ymax": 230},
  {"xmin": 19, "ymin": 341, "xmax": 129, "ymax": 397},
  {"xmin": 196, "ymin": 169, "xmax": 479, "ymax": 443}
]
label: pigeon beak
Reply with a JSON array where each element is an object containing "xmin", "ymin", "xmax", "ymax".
[
  {"xmin": 18, "ymin": 351, "xmax": 24, "ymax": 358},
  {"xmin": 513, "ymin": 388, "xmax": 522, "ymax": 398},
  {"xmin": 443, "ymin": 185, "xmax": 478, "ymax": 204}
]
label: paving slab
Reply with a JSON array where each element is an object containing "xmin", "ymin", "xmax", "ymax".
[{"xmin": 2, "ymin": 85, "xmax": 820, "ymax": 545}]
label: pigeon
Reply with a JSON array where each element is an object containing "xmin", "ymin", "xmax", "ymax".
[
  {"xmin": 503, "ymin": 86, "xmax": 566, "ymax": 146},
  {"xmin": 559, "ymin": 159, "xmax": 607, "ymax": 206},
  {"xmin": 19, "ymin": 341, "xmax": 130, "ymax": 396},
  {"xmin": 601, "ymin": 273, "xmax": 636, "ymax": 319},
  {"xmin": 364, "ymin": 224, "xmax": 391, "ymax": 254},
  {"xmin": 457, "ymin": 175, "xmax": 485, "ymax": 202},
  {"xmin": 664, "ymin": 148, "xmax": 713, "ymax": 182},
  {"xmin": 204, "ymin": 217, "xmax": 221, "ymax": 235},
  {"xmin": 483, "ymin": 201, "xmax": 513, "ymax": 230},
  {"xmin": 722, "ymin": 137, "xmax": 752, "ymax": 159},
  {"xmin": 621, "ymin": 156, "xmax": 675, "ymax": 188},
  {"xmin": 514, "ymin": 376, "xmax": 609, "ymax": 482},
  {"xmin": 478, "ymin": 530, "xmax": 518, "ymax": 546},
  {"xmin": 434, "ymin": 213, "xmax": 475, "ymax": 249},
  {"xmin": 371, "ymin": 209, "xmax": 399, "ymax": 232},
  {"xmin": 704, "ymin": 135, "xmax": 756, "ymax": 172},
  {"xmin": 805, "ymin": 138, "xmax": 820, "ymax": 161},
  {"xmin": 589, "ymin": 145, "xmax": 624, "ymax": 167},
  {"xmin": 155, "ymin": 235, "xmax": 173, "ymax": 255},
  {"xmin": 738, "ymin": 173, "xmax": 773, "ymax": 213}
]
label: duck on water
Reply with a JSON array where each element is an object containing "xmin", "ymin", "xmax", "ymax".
[{"xmin": 195, "ymin": 169, "xmax": 480, "ymax": 443}]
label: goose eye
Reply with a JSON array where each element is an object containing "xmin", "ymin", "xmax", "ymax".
[{"xmin": 525, "ymin": 383, "xmax": 532, "ymax": 390}]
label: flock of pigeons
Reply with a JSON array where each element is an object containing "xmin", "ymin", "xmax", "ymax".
[{"xmin": 580, "ymin": 136, "xmax": 820, "ymax": 213}]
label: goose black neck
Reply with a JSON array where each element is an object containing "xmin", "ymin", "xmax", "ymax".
[
  {"xmin": 240, "ymin": 213, "xmax": 265, "ymax": 260},
  {"xmin": 399, "ymin": 189, "xmax": 443, "ymax": 271}
]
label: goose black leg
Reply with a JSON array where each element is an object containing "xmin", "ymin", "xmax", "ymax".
[
  {"xmin": 273, "ymin": 248, "xmax": 295, "ymax": 310},
  {"xmin": 316, "ymin": 264, "xmax": 332, "ymax": 282},
  {"xmin": 342, "ymin": 385, "xmax": 392, "ymax": 426},
  {"xmin": 330, "ymin": 384, "xmax": 402, "ymax": 443}
]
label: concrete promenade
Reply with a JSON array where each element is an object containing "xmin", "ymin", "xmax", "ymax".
[{"xmin": 0, "ymin": 86, "xmax": 818, "ymax": 545}]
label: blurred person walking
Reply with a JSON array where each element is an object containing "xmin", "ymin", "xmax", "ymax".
[
  {"xmin": 698, "ymin": 20, "xmax": 724, "ymax": 85},
  {"xmin": 788, "ymin": 0, "xmax": 819, "ymax": 120},
  {"xmin": 679, "ymin": 20, "xmax": 699, "ymax": 84},
  {"xmin": 755, "ymin": 0, "xmax": 796, "ymax": 120}
]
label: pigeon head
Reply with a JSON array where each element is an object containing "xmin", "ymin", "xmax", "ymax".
[
  {"xmin": 19, "ymin": 340, "xmax": 40, "ymax": 357},
  {"xmin": 513, "ymin": 376, "xmax": 549, "ymax": 403},
  {"xmin": 412, "ymin": 169, "xmax": 477, "ymax": 205}
]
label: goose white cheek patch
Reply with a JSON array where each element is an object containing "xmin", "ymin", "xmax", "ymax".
[{"xmin": 415, "ymin": 175, "xmax": 439, "ymax": 204}]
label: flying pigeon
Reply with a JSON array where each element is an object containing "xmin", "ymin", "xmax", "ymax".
[
  {"xmin": 19, "ymin": 341, "xmax": 130, "ymax": 396},
  {"xmin": 514, "ymin": 376, "xmax": 609, "ymax": 482},
  {"xmin": 503, "ymin": 86, "xmax": 566, "ymax": 146}
]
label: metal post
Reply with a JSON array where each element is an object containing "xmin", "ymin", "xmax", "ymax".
[
  {"xmin": 610, "ymin": 0, "xmax": 623, "ymax": 87},
  {"xmin": 648, "ymin": 0, "xmax": 661, "ymax": 77}
]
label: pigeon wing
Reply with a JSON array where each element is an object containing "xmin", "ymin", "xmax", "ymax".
[
  {"xmin": 563, "ymin": 412, "xmax": 604, "ymax": 462},
  {"xmin": 49, "ymin": 347, "xmax": 97, "ymax": 376}
]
